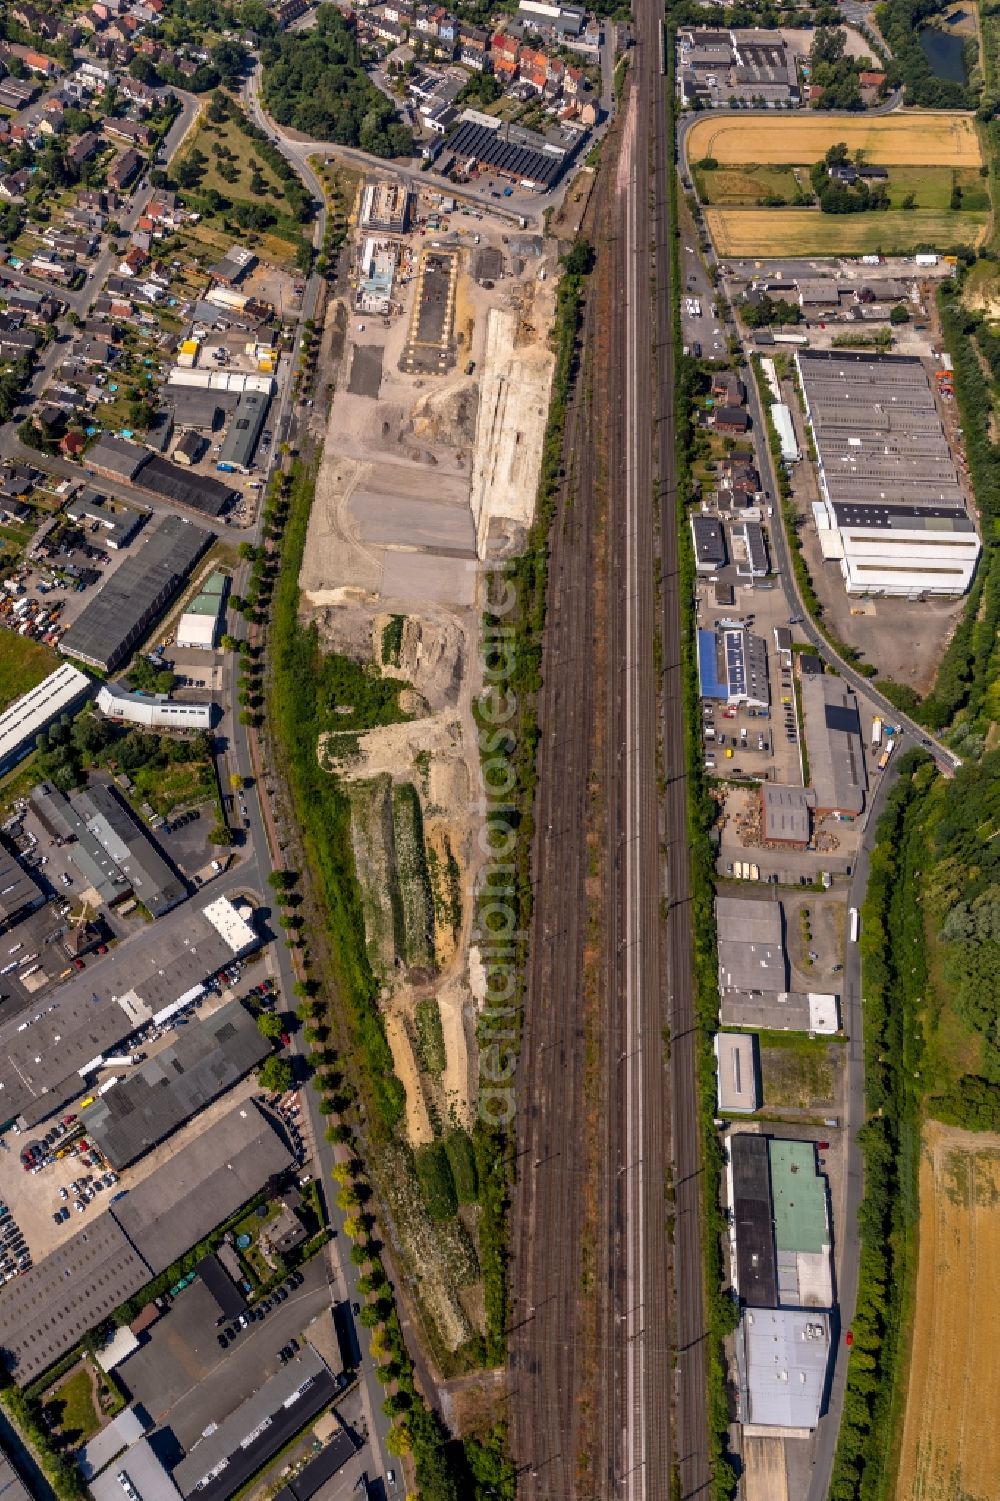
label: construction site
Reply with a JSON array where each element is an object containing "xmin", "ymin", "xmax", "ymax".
[{"xmin": 298, "ymin": 178, "xmax": 560, "ymax": 1362}]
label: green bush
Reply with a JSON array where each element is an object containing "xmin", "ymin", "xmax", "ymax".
[
  {"xmin": 414, "ymin": 1140, "xmax": 458, "ymax": 1223},
  {"xmin": 443, "ymin": 1128, "xmax": 478, "ymax": 1203}
]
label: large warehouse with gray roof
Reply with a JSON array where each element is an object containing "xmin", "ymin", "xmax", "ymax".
[
  {"xmin": 79, "ymin": 1000, "xmax": 270, "ymax": 1168},
  {"xmin": 797, "ymin": 349, "xmax": 981, "ymax": 596},
  {"xmin": 59, "ymin": 514, "xmax": 210, "ymax": 672},
  {"xmin": 0, "ymin": 895, "xmax": 259, "ymax": 1125}
]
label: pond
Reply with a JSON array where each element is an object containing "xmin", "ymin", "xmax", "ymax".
[{"xmin": 920, "ymin": 25, "xmax": 969, "ymax": 83}]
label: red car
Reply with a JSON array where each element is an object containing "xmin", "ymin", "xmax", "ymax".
[{"xmin": 845, "ymin": 1330, "xmax": 854, "ymax": 1348}]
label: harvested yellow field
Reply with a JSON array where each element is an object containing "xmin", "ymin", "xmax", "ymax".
[
  {"xmin": 687, "ymin": 112, "xmax": 983, "ymax": 168},
  {"xmin": 896, "ymin": 1122, "xmax": 1000, "ymax": 1501},
  {"xmin": 704, "ymin": 206, "xmax": 987, "ymax": 257}
]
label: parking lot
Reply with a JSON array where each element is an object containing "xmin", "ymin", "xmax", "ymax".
[{"xmin": 118, "ymin": 1254, "xmax": 332, "ymax": 1446}]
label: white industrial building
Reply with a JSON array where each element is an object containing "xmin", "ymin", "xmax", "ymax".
[
  {"xmin": 737, "ymin": 1308, "xmax": 831, "ymax": 1432},
  {"xmin": 715, "ymin": 1032, "xmax": 759, "ymax": 1113},
  {"xmin": 797, "ymin": 350, "xmax": 980, "ymax": 596},
  {"xmin": 96, "ymin": 683, "xmax": 213, "ymax": 730},
  {"xmin": 0, "ymin": 664, "xmax": 92, "ymax": 776},
  {"xmin": 770, "ymin": 402, "xmax": 800, "ymax": 463}
]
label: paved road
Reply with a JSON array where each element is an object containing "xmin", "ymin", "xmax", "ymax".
[{"xmin": 804, "ymin": 741, "xmax": 906, "ymax": 1501}]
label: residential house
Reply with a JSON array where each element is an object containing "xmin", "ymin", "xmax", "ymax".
[
  {"xmin": 460, "ymin": 24, "xmax": 489, "ymax": 68},
  {"xmin": 29, "ymin": 253, "xmax": 73, "ymax": 283},
  {"xmin": 105, "ymin": 117, "xmax": 155, "ymax": 147},
  {"xmin": 119, "ymin": 245, "xmax": 147, "ymax": 277},
  {"xmin": 108, "ymin": 148, "xmax": 143, "ymax": 192},
  {"xmin": 68, "ymin": 131, "xmax": 101, "ymax": 168},
  {"xmin": 0, "ymin": 171, "xmax": 30, "ymax": 203},
  {"xmin": 713, "ymin": 405, "xmax": 751, "ymax": 435}
]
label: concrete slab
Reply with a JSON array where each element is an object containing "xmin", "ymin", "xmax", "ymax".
[
  {"xmin": 380, "ymin": 552, "xmax": 478, "ymax": 606},
  {"xmin": 743, "ymin": 1434, "xmax": 789, "ymax": 1501},
  {"xmin": 349, "ymin": 491, "xmax": 476, "ymax": 555}
]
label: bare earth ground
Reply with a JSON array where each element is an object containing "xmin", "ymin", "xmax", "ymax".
[{"xmin": 896, "ymin": 1121, "xmax": 1000, "ymax": 1501}]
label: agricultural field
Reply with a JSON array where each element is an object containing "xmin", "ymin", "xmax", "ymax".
[
  {"xmin": 704, "ymin": 205, "xmax": 987, "ymax": 257},
  {"xmin": 896, "ymin": 1122, "xmax": 1000, "ymax": 1501},
  {"xmin": 686, "ymin": 111, "xmax": 984, "ymax": 167}
]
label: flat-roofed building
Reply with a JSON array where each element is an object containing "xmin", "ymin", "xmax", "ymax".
[
  {"xmin": 716, "ymin": 895, "xmax": 786, "ymax": 996},
  {"xmin": 79, "ymin": 1000, "xmax": 270, "ymax": 1168},
  {"xmin": 96, "ymin": 684, "xmax": 214, "ymax": 731},
  {"xmin": 217, "ymin": 390, "xmax": 269, "ymax": 474},
  {"xmin": 0, "ymin": 1444, "xmax": 32, "ymax": 1501},
  {"xmin": 737, "ymin": 1307, "xmax": 830, "ymax": 1432},
  {"xmin": 0, "ymin": 896, "xmax": 259, "ymax": 1125},
  {"xmin": 800, "ymin": 671, "xmax": 867, "ymax": 816},
  {"xmin": 721, "ymin": 990, "xmax": 839, "ymax": 1034},
  {"xmin": 0, "ymin": 1216, "xmax": 151, "ymax": 1384},
  {"xmin": 697, "ymin": 628, "xmax": 770, "ymax": 708},
  {"xmin": 173, "ymin": 1347, "xmax": 338, "ymax": 1501},
  {"xmin": 111, "ymin": 1099, "xmax": 294, "ymax": 1274},
  {"xmin": 59, "ymin": 514, "xmax": 210, "ymax": 671},
  {"xmin": 797, "ymin": 349, "xmax": 980, "ymax": 595},
  {"xmin": 769, "ymin": 1138, "xmax": 833, "ymax": 1308},
  {"xmin": 66, "ymin": 489, "xmax": 148, "ymax": 548},
  {"xmin": 89, "ymin": 1439, "xmax": 180, "ymax": 1501},
  {"xmin": 32, "ymin": 780, "xmax": 186, "ymax": 915},
  {"xmin": 715, "ymin": 1031, "xmax": 760, "ymax": 1113},
  {"xmin": 360, "ymin": 178, "xmax": 410, "ymax": 233},
  {"xmin": 0, "ymin": 664, "xmax": 93, "ymax": 776},
  {"xmin": 78, "ymin": 1408, "xmax": 147, "ymax": 1481},
  {"xmin": 729, "ymin": 1133, "xmax": 777, "ymax": 1307},
  {"xmin": 0, "ymin": 839, "xmax": 44, "ymax": 932},
  {"xmin": 691, "ymin": 513, "xmax": 726, "ymax": 573}
]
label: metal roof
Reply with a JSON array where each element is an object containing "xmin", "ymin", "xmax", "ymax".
[
  {"xmin": 738, "ymin": 1307, "xmax": 830, "ymax": 1430},
  {"xmin": 800, "ymin": 671, "xmax": 867, "ymax": 814},
  {"xmin": 0, "ymin": 1216, "xmax": 150, "ymax": 1384},
  {"xmin": 716, "ymin": 895, "xmax": 787, "ymax": 995},
  {"xmin": 79, "ymin": 1000, "xmax": 269, "ymax": 1168},
  {"xmin": 90, "ymin": 1440, "xmax": 181, "ymax": 1501},
  {"xmin": 0, "ymin": 897, "xmax": 259, "ymax": 1124},
  {"xmin": 59, "ymin": 514, "xmax": 210, "ymax": 671},
  {"xmin": 0, "ymin": 665, "xmax": 93, "ymax": 775},
  {"xmin": 768, "ymin": 1139, "xmax": 829, "ymax": 1255},
  {"xmin": 173, "ymin": 1347, "xmax": 334, "ymax": 1501},
  {"xmin": 218, "ymin": 391, "xmax": 269, "ymax": 472},
  {"xmin": 111, "ymin": 1099, "xmax": 294, "ymax": 1275}
]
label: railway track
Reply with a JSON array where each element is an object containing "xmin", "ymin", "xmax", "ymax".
[{"xmin": 511, "ymin": 3, "xmax": 711, "ymax": 1495}]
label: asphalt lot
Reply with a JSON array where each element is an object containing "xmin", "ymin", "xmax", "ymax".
[
  {"xmin": 680, "ymin": 236, "xmax": 720, "ymax": 358},
  {"xmin": 347, "ymin": 345, "xmax": 384, "ymax": 399},
  {"xmin": 118, "ymin": 1253, "xmax": 332, "ymax": 1448}
]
